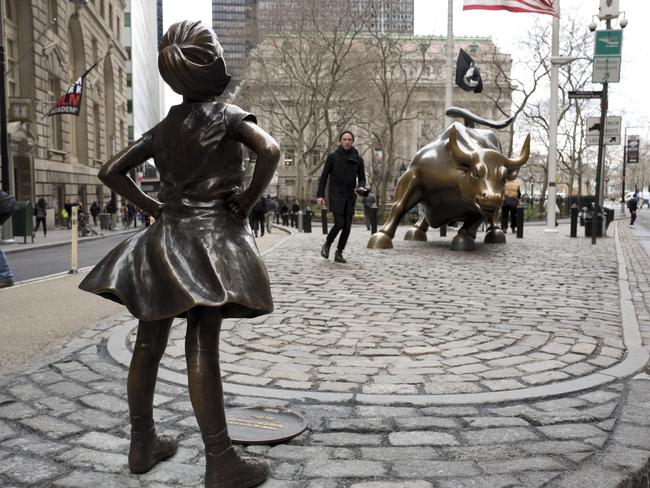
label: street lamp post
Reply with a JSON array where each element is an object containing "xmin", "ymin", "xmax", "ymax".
[{"xmin": 545, "ymin": 0, "xmax": 561, "ymax": 233}]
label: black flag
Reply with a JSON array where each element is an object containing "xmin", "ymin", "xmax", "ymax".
[
  {"xmin": 47, "ymin": 63, "xmax": 99, "ymax": 117},
  {"xmin": 455, "ymin": 48, "xmax": 483, "ymax": 94}
]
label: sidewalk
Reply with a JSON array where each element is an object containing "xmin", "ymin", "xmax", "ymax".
[
  {"xmin": 2, "ymin": 225, "xmax": 138, "ymax": 254},
  {"xmin": 1, "ymin": 221, "xmax": 649, "ymax": 487}
]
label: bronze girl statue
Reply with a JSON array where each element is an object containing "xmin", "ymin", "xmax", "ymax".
[{"xmin": 80, "ymin": 21, "xmax": 279, "ymax": 488}]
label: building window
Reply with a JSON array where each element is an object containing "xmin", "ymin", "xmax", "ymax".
[
  {"xmin": 91, "ymin": 37, "xmax": 98, "ymax": 63},
  {"xmin": 6, "ymin": 39, "xmax": 17, "ymax": 96},
  {"xmin": 124, "ymin": 12, "xmax": 131, "ymax": 27},
  {"xmin": 310, "ymin": 149, "xmax": 320, "ymax": 167},
  {"xmin": 100, "ymin": 0, "xmax": 105, "ymax": 17},
  {"xmin": 5, "ymin": 0, "xmax": 15, "ymax": 20},
  {"xmin": 126, "ymin": 72, "xmax": 132, "ymax": 87},
  {"xmin": 116, "ymin": 16, "xmax": 121, "ymax": 38},
  {"xmin": 109, "ymin": 3, "xmax": 113, "ymax": 29},
  {"xmin": 127, "ymin": 100, "xmax": 133, "ymax": 114},
  {"xmin": 93, "ymin": 103, "xmax": 101, "ymax": 158},
  {"xmin": 48, "ymin": 76, "xmax": 63, "ymax": 150},
  {"xmin": 48, "ymin": 0, "xmax": 58, "ymax": 33},
  {"xmin": 284, "ymin": 148, "xmax": 294, "ymax": 166}
]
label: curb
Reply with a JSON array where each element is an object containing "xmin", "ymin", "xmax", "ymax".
[{"xmin": 3, "ymin": 228, "xmax": 138, "ymax": 254}]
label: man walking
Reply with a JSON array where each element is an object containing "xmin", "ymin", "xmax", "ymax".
[
  {"xmin": 264, "ymin": 194, "xmax": 276, "ymax": 234},
  {"xmin": 628, "ymin": 195, "xmax": 638, "ymax": 227},
  {"xmin": 501, "ymin": 178, "xmax": 521, "ymax": 233},
  {"xmin": 363, "ymin": 191, "xmax": 377, "ymax": 231},
  {"xmin": 317, "ymin": 130, "xmax": 367, "ymax": 263}
]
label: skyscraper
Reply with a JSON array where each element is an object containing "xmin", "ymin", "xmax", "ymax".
[
  {"xmin": 212, "ymin": 0, "xmax": 414, "ymax": 84},
  {"xmin": 211, "ymin": 0, "xmax": 257, "ymax": 84}
]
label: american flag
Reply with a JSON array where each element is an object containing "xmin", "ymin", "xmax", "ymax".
[{"xmin": 463, "ymin": 0, "xmax": 556, "ymax": 16}]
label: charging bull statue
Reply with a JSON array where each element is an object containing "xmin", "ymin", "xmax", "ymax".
[{"xmin": 368, "ymin": 108, "xmax": 530, "ymax": 251}]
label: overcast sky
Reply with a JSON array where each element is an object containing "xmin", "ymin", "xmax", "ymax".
[{"xmin": 162, "ymin": 0, "xmax": 649, "ymax": 139}]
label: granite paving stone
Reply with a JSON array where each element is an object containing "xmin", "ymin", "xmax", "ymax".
[{"xmin": 1, "ymin": 222, "xmax": 649, "ymax": 487}]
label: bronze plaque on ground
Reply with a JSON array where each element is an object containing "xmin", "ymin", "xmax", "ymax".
[{"xmin": 226, "ymin": 407, "xmax": 308, "ymax": 445}]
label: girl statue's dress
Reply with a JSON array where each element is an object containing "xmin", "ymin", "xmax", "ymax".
[
  {"xmin": 79, "ymin": 21, "xmax": 279, "ymax": 488},
  {"xmin": 80, "ymin": 102, "xmax": 273, "ymax": 321}
]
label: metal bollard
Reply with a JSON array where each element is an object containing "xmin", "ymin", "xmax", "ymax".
[
  {"xmin": 304, "ymin": 208, "xmax": 312, "ymax": 233},
  {"xmin": 516, "ymin": 206, "xmax": 524, "ymax": 239},
  {"xmin": 297, "ymin": 210, "xmax": 303, "ymax": 232},
  {"xmin": 321, "ymin": 207, "xmax": 328, "ymax": 234},
  {"xmin": 570, "ymin": 204, "xmax": 578, "ymax": 238},
  {"xmin": 370, "ymin": 205, "xmax": 378, "ymax": 234},
  {"xmin": 440, "ymin": 224, "xmax": 447, "ymax": 237}
]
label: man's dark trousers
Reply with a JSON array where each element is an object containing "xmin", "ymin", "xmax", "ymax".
[
  {"xmin": 501, "ymin": 205, "xmax": 517, "ymax": 231},
  {"xmin": 326, "ymin": 200, "xmax": 353, "ymax": 251}
]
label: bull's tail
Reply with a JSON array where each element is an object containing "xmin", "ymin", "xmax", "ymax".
[{"xmin": 445, "ymin": 107, "xmax": 514, "ymax": 129}]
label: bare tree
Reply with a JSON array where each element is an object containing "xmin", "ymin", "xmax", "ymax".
[
  {"xmin": 480, "ymin": 20, "xmax": 550, "ymax": 157},
  {"xmin": 235, "ymin": 0, "xmax": 370, "ymax": 205},
  {"xmin": 356, "ymin": 34, "xmax": 432, "ymax": 213},
  {"xmin": 520, "ymin": 10, "xmax": 595, "ymax": 207}
]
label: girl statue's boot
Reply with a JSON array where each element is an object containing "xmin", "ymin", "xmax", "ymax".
[
  {"xmin": 128, "ymin": 415, "xmax": 178, "ymax": 474},
  {"xmin": 204, "ymin": 428, "xmax": 269, "ymax": 488}
]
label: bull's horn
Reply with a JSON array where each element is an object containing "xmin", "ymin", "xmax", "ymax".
[
  {"xmin": 504, "ymin": 134, "xmax": 530, "ymax": 169},
  {"xmin": 449, "ymin": 126, "xmax": 473, "ymax": 169}
]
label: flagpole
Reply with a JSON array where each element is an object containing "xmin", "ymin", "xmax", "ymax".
[
  {"xmin": 445, "ymin": 0, "xmax": 454, "ymax": 127},
  {"xmin": 545, "ymin": 0, "xmax": 560, "ymax": 233}
]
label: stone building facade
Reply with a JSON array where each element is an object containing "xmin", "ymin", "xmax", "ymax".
[{"xmin": 3, "ymin": 0, "xmax": 128, "ymax": 227}]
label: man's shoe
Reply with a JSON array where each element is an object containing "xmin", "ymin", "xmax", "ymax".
[
  {"xmin": 321, "ymin": 243, "xmax": 331, "ymax": 259},
  {"xmin": 334, "ymin": 251, "xmax": 346, "ymax": 263},
  {"xmin": 0, "ymin": 279, "xmax": 14, "ymax": 289}
]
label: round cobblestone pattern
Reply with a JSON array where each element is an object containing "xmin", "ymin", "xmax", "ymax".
[{"xmin": 129, "ymin": 225, "xmax": 625, "ymax": 395}]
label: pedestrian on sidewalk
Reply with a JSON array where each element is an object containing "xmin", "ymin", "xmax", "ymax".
[
  {"xmin": 250, "ymin": 196, "xmax": 266, "ymax": 237},
  {"xmin": 280, "ymin": 200, "xmax": 289, "ymax": 226},
  {"xmin": 363, "ymin": 191, "xmax": 376, "ymax": 230},
  {"xmin": 34, "ymin": 197, "xmax": 48, "ymax": 237},
  {"xmin": 628, "ymin": 196, "xmax": 638, "ymax": 226},
  {"xmin": 79, "ymin": 20, "xmax": 279, "ymax": 488},
  {"xmin": 263, "ymin": 194, "xmax": 275, "ymax": 233},
  {"xmin": 0, "ymin": 191, "xmax": 16, "ymax": 288},
  {"xmin": 317, "ymin": 130, "xmax": 367, "ymax": 263},
  {"xmin": 90, "ymin": 201, "xmax": 101, "ymax": 226},
  {"xmin": 64, "ymin": 201, "xmax": 72, "ymax": 229},
  {"xmin": 501, "ymin": 178, "xmax": 520, "ymax": 233}
]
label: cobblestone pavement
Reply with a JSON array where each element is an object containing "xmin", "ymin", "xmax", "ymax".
[{"xmin": 1, "ymin": 221, "xmax": 650, "ymax": 487}]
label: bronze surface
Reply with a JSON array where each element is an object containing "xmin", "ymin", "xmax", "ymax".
[
  {"xmin": 78, "ymin": 20, "xmax": 279, "ymax": 488},
  {"xmin": 368, "ymin": 118, "xmax": 529, "ymax": 251}
]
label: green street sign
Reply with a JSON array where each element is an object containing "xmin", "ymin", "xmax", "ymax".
[
  {"xmin": 593, "ymin": 29, "xmax": 623, "ymax": 83},
  {"xmin": 594, "ymin": 29, "xmax": 623, "ymax": 56}
]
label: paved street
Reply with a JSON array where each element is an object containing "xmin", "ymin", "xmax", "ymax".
[{"xmin": 1, "ymin": 217, "xmax": 650, "ymax": 487}]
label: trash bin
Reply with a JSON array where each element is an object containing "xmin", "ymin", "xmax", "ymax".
[
  {"xmin": 12, "ymin": 200, "xmax": 34, "ymax": 242},
  {"xmin": 584, "ymin": 209, "xmax": 603, "ymax": 238},
  {"xmin": 99, "ymin": 213, "xmax": 111, "ymax": 230}
]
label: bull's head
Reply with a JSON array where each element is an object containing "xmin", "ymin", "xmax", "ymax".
[{"xmin": 448, "ymin": 126, "xmax": 530, "ymax": 217}]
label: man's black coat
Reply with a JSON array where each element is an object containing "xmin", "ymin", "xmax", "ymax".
[{"xmin": 317, "ymin": 146, "xmax": 366, "ymax": 215}]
